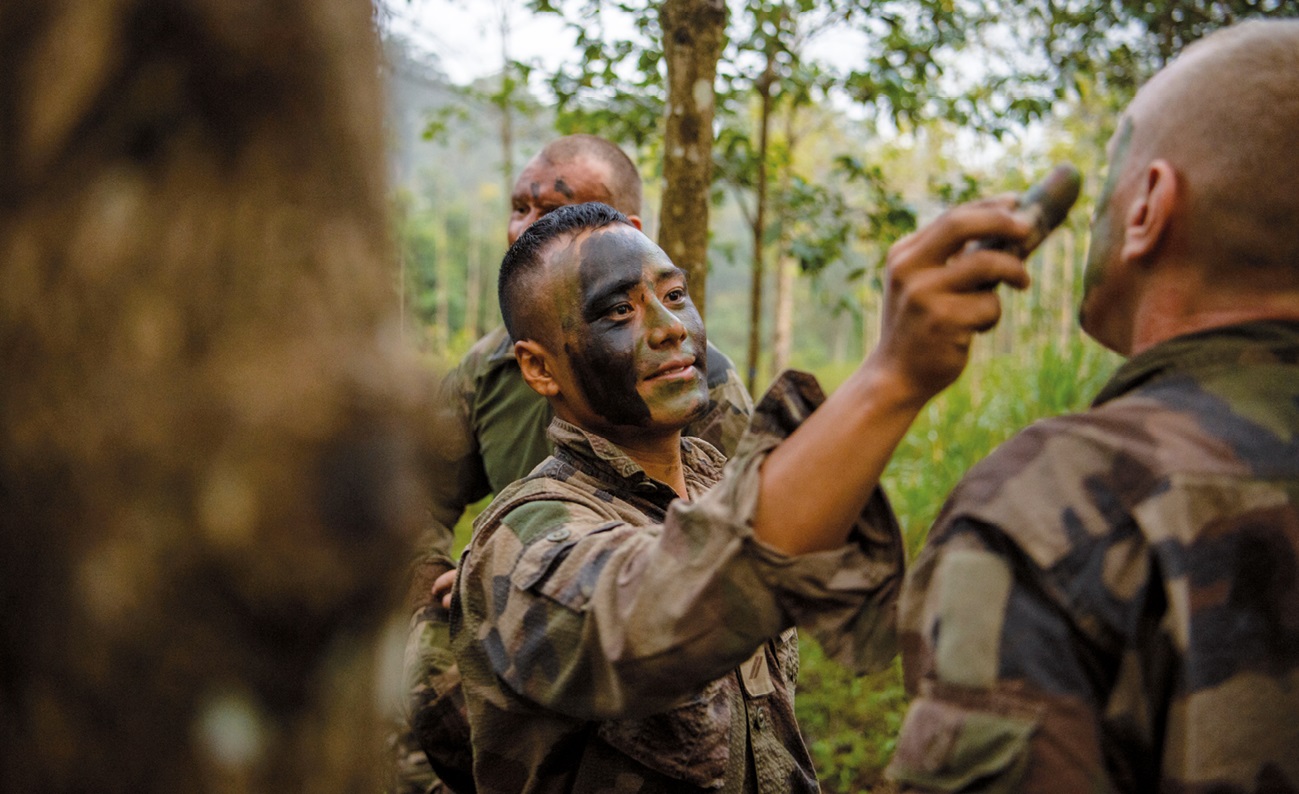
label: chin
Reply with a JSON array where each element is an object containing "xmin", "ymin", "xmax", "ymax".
[
  {"xmin": 653, "ymin": 395, "xmax": 709, "ymax": 431},
  {"xmin": 1078, "ymin": 298, "xmax": 1126, "ymax": 355}
]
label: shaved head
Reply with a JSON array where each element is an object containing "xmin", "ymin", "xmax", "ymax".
[
  {"xmin": 536, "ymin": 135, "xmax": 642, "ymax": 217},
  {"xmin": 1126, "ymin": 20, "xmax": 1299, "ymax": 279}
]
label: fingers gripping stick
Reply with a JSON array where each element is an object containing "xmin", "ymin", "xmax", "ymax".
[{"xmin": 975, "ymin": 164, "xmax": 1082, "ymax": 259}]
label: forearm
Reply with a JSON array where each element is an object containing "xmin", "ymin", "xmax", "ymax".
[
  {"xmin": 752, "ymin": 356, "xmax": 925, "ymax": 556},
  {"xmin": 754, "ymin": 199, "xmax": 1035, "ymax": 556}
]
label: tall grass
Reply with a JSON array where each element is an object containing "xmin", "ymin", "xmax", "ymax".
[{"xmin": 796, "ymin": 334, "xmax": 1118, "ymax": 791}]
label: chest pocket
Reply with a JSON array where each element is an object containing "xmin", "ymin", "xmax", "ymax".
[
  {"xmin": 596, "ymin": 674, "xmax": 734, "ymax": 789},
  {"xmin": 510, "ymin": 520, "xmax": 630, "ymax": 610}
]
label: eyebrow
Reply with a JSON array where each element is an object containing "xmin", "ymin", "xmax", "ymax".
[
  {"xmin": 583, "ymin": 275, "xmax": 643, "ymax": 314},
  {"xmin": 657, "ymin": 267, "xmax": 687, "ymax": 285}
]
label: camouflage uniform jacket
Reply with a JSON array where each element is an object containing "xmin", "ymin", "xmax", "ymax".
[
  {"xmin": 890, "ymin": 321, "xmax": 1299, "ymax": 793},
  {"xmin": 452, "ymin": 371, "xmax": 905, "ymax": 793},
  {"xmin": 400, "ymin": 328, "xmax": 754, "ymax": 792}
]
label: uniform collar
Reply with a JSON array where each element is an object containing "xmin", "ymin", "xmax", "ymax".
[
  {"xmin": 1094, "ymin": 320, "xmax": 1299, "ymax": 406},
  {"xmin": 485, "ymin": 326, "xmax": 517, "ymax": 366},
  {"xmin": 546, "ymin": 417, "xmax": 726, "ymax": 500}
]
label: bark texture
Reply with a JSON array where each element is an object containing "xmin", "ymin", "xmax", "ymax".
[
  {"xmin": 0, "ymin": 2, "xmax": 432, "ymax": 791},
  {"xmin": 658, "ymin": 0, "xmax": 727, "ymax": 321}
]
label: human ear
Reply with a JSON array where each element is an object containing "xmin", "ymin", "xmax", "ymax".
[
  {"xmin": 514, "ymin": 339, "xmax": 560, "ymax": 398},
  {"xmin": 627, "ymin": 215, "xmax": 643, "ymax": 232},
  {"xmin": 1121, "ymin": 159, "xmax": 1178, "ymax": 263}
]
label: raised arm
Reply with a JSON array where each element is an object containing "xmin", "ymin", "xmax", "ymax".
[{"xmin": 753, "ymin": 198, "xmax": 1032, "ymax": 556}]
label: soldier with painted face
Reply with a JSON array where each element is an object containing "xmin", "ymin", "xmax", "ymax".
[
  {"xmin": 399, "ymin": 135, "xmax": 750, "ymax": 793},
  {"xmin": 453, "ymin": 197, "xmax": 1035, "ymax": 792},
  {"xmin": 889, "ymin": 20, "xmax": 1299, "ymax": 793}
]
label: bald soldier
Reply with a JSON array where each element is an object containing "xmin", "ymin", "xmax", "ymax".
[
  {"xmin": 451, "ymin": 198, "xmax": 1037, "ymax": 791},
  {"xmin": 890, "ymin": 20, "xmax": 1299, "ymax": 793}
]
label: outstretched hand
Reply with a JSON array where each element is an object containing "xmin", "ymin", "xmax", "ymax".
[
  {"xmin": 752, "ymin": 195, "xmax": 1036, "ymax": 557},
  {"xmin": 867, "ymin": 196, "xmax": 1033, "ymax": 408}
]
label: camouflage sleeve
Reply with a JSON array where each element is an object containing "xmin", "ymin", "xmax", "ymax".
[
  {"xmin": 398, "ymin": 344, "xmax": 497, "ymax": 794},
  {"xmin": 889, "ymin": 422, "xmax": 1127, "ymax": 793},
  {"xmin": 457, "ymin": 371, "xmax": 905, "ymax": 722},
  {"xmin": 682, "ymin": 342, "xmax": 754, "ymax": 458}
]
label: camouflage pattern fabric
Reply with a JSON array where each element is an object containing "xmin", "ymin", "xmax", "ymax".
[
  {"xmin": 890, "ymin": 321, "xmax": 1299, "ymax": 793},
  {"xmin": 452, "ymin": 371, "xmax": 905, "ymax": 793},
  {"xmin": 399, "ymin": 326, "xmax": 752, "ymax": 792}
]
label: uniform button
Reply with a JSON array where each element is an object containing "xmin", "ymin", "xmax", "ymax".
[
  {"xmin": 753, "ymin": 706, "xmax": 767, "ymax": 730},
  {"xmin": 545, "ymin": 528, "xmax": 570, "ymax": 542}
]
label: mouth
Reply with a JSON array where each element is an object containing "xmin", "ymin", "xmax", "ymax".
[{"xmin": 645, "ymin": 357, "xmax": 699, "ymax": 382}]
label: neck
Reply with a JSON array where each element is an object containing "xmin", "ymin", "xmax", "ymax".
[
  {"xmin": 610, "ymin": 431, "xmax": 688, "ymax": 499},
  {"xmin": 1129, "ymin": 264, "xmax": 1299, "ymax": 355}
]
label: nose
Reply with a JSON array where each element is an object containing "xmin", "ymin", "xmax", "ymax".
[{"xmin": 646, "ymin": 299, "xmax": 687, "ymax": 349}]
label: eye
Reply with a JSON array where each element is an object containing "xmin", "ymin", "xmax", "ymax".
[
  {"xmin": 665, "ymin": 288, "xmax": 686, "ymax": 304},
  {"xmin": 607, "ymin": 303, "xmax": 634, "ymax": 318}
]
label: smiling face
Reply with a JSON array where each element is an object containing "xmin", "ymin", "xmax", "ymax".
[
  {"xmin": 537, "ymin": 225, "xmax": 710, "ymax": 441},
  {"xmin": 508, "ymin": 156, "xmax": 615, "ymax": 245}
]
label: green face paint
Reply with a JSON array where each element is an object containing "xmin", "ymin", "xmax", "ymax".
[
  {"xmin": 561, "ymin": 226, "xmax": 709, "ymax": 433},
  {"xmin": 1083, "ymin": 116, "xmax": 1136, "ymax": 294}
]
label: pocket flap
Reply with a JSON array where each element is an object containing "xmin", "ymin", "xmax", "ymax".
[
  {"xmin": 888, "ymin": 695, "xmax": 1038, "ymax": 792},
  {"xmin": 510, "ymin": 520, "xmax": 620, "ymax": 593}
]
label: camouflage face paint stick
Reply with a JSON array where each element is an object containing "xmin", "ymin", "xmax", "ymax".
[{"xmin": 974, "ymin": 163, "xmax": 1082, "ymax": 258}]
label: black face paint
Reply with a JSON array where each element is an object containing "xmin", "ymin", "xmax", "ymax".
[
  {"xmin": 554, "ymin": 177, "xmax": 575, "ymax": 200},
  {"xmin": 530, "ymin": 182, "xmax": 541, "ymax": 202},
  {"xmin": 568, "ymin": 228, "xmax": 707, "ymax": 429},
  {"xmin": 573, "ymin": 230, "xmax": 652, "ymax": 426}
]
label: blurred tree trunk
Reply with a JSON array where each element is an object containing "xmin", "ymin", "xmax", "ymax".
[
  {"xmin": 496, "ymin": 0, "xmax": 516, "ymax": 215},
  {"xmin": 465, "ymin": 201, "xmax": 483, "ymax": 341},
  {"xmin": 745, "ymin": 51, "xmax": 776, "ymax": 392},
  {"xmin": 0, "ymin": 2, "xmax": 430, "ymax": 792},
  {"xmin": 770, "ymin": 108, "xmax": 802, "ymax": 376},
  {"xmin": 434, "ymin": 205, "xmax": 451, "ymax": 350},
  {"xmin": 771, "ymin": 252, "xmax": 796, "ymax": 374},
  {"xmin": 659, "ymin": 0, "xmax": 727, "ymax": 322}
]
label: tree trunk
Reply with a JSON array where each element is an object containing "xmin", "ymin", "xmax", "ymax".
[
  {"xmin": 659, "ymin": 0, "xmax": 727, "ymax": 322},
  {"xmin": 498, "ymin": 0, "xmax": 516, "ymax": 199},
  {"xmin": 745, "ymin": 53, "xmax": 777, "ymax": 393},
  {"xmin": 770, "ymin": 109, "xmax": 801, "ymax": 376},
  {"xmin": 0, "ymin": 2, "xmax": 431, "ymax": 791},
  {"xmin": 465, "ymin": 201, "xmax": 483, "ymax": 341},
  {"xmin": 1059, "ymin": 227, "xmax": 1077, "ymax": 348},
  {"xmin": 771, "ymin": 253, "xmax": 796, "ymax": 374},
  {"xmin": 434, "ymin": 205, "xmax": 451, "ymax": 350}
]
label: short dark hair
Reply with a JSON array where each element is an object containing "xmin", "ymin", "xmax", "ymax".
[{"xmin": 498, "ymin": 202, "xmax": 633, "ymax": 342}]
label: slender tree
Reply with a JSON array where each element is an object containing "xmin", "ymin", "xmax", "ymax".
[{"xmin": 659, "ymin": 0, "xmax": 728, "ymax": 320}]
